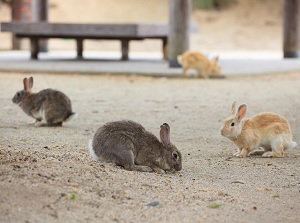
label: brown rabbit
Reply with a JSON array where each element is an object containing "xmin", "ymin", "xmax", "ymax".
[
  {"xmin": 12, "ymin": 77, "xmax": 77, "ymax": 126},
  {"xmin": 177, "ymin": 50, "xmax": 221, "ymax": 78},
  {"xmin": 220, "ymin": 101, "xmax": 297, "ymax": 158},
  {"xmin": 88, "ymin": 120, "xmax": 182, "ymax": 173}
]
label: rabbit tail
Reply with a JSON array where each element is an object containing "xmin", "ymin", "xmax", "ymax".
[
  {"xmin": 287, "ymin": 141, "xmax": 298, "ymax": 150},
  {"xmin": 88, "ymin": 139, "xmax": 99, "ymax": 161},
  {"xmin": 65, "ymin": 112, "xmax": 78, "ymax": 122}
]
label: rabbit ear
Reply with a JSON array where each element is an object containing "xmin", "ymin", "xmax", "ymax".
[
  {"xmin": 28, "ymin": 77, "xmax": 34, "ymax": 89},
  {"xmin": 160, "ymin": 123, "xmax": 170, "ymax": 146},
  {"xmin": 212, "ymin": 55, "xmax": 219, "ymax": 63},
  {"xmin": 237, "ymin": 104, "xmax": 247, "ymax": 121},
  {"xmin": 231, "ymin": 101, "xmax": 236, "ymax": 115},
  {"xmin": 23, "ymin": 77, "xmax": 29, "ymax": 92}
]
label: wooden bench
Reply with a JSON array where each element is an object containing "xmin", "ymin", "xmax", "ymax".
[{"xmin": 0, "ymin": 22, "xmax": 168, "ymax": 60}]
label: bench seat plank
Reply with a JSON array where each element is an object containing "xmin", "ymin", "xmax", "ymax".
[
  {"xmin": 0, "ymin": 22, "xmax": 168, "ymax": 60},
  {"xmin": 1, "ymin": 22, "xmax": 168, "ymax": 38}
]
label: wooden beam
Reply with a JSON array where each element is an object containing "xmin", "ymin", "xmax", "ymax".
[
  {"xmin": 168, "ymin": 0, "xmax": 192, "ymax": 67},
  {"xmin": 283, "ymin": 0, "xmax": 300, "ymax": 58}
]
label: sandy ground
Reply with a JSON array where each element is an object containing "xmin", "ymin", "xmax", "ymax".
[
  {"xmin": 0, "ymin": 1, "xmax": 299, "ymax": 222},
  {"xmin": 0, "ymin": 72, "xmax": 300, "ymax": 223}
]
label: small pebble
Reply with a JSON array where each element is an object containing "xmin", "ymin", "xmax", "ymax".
[
  {"xmin": 43, "ymin": 146, "xmax": 50, "ymax": 150},
  {"xmin": 230, "ymin": 180, "xmax": 245, "ymax": 184},
  {"xmin": 146, "ymin": 201, "xmax": 160, "ymax": 207}
]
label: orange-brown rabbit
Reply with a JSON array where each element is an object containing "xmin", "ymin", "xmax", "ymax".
[
  {"xmin": 220, "ymin": 101, "xmax": 297, "ymax": 158},
  {"xmin": 177, "ymin": 51, "xmax": 221, "ymax": 78}
]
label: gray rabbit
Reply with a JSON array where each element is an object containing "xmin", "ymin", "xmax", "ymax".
[
  {"xmin": 12, "ymin": 77, "xmax": 77, "ymax": 126},
  {"xmin": 88, "ymin": 120, "xmax": 182, "ymax": 173}
]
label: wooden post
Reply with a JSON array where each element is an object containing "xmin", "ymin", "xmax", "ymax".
[
  {"xmin": 30, "ymin": 37, "xmax": 39, "ymax": 59},
  {"xmin": 76, "ymin": 38, "xmax": 84, "ymax": 58},
  {"xmin": 283, "ymin": 0, "xmax": 300, "ymax": 58},
  {"xmin": 31, "ymin": 0, "xmax": 48, "ymax": 52},
  {"xmin": 11, "ymin": 0, "xmax": 32, "ymax": 50},
  {"xmin": 168, "ymin": 0, "xmax": 192, "ymax": 67}
]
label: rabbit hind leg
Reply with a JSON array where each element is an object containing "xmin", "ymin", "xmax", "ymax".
[
  {"xmin": 44, "ymin": 113, "xmax": 63, "ymax": 126},
  {"xmin": 121, "ymin": 151, "xmax": 152, "ymax": 172},
  {"xmin": 47, "ymin": 122, "xmax": 63, "ymax": 127},
  {"xmin": 262, "ymin": 139, "xmax": 284, "ymax": 158},
  {"xmin": 43, "ymin": 102, "xmax": 68, "ymax": 126},
  {"xmin": 111, "ymin": 145, "xmax": 152, "ymax": 172}
]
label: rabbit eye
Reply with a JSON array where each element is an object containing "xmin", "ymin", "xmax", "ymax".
[
  {"xmin": 17, "ymin": 92, "xmax": 21, "ymax": 96},
  {"xmin": 230, "ymin": 122, "xmax": 235, "ymax": 127},
  {"xmin": 172, "ymin": 151, "xmax": 178, "ymax": 160}
]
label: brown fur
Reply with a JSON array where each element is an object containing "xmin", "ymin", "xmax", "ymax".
[
  {"xmin": 89, "ymin": 120, "xmax": 182, "ymax": 173},
  {"xmin": 220, "ymin": 101, "xmax": 297, "ymax": 158},
  {"xmin": 177, "ymin": 51, "xmax": 221, "ymax": 78},
  {"xmin": 12, "ymin": 77, "xmax": 76, "ymax": 126}
]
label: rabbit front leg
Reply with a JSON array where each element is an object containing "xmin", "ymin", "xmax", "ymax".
[
  {"xmin": 236, "ymin": 147, "xmax": 250, "ymax": 158},
  {"xmin": 233, "ymin": 146, "xmax": 242, "ymax": 156},
  {"xmin": 123, "ymin": 164, "xmax": 153, "ymax": 172},
  {"xmin": 33, "ymin": 118, "xmax": 43, "ymax": 127},
  {"xmin": 233, "ymin": 150, "xmax": 241, "ymax": 157},
  {"xmin": 147, "ymin": 164, "xmax": 165, "ymax": 174},
  {"xmin": 201, "ymin": 70, "xmax": 209, "ymax": 79},
  {"xmin": 182, "ymin": 66, "xmax": 189, "ymax": 77}
]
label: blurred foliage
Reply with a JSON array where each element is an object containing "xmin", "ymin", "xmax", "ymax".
[{"xmin": 193, "ymin": 0, "xmax": 236, "ymax": 10}]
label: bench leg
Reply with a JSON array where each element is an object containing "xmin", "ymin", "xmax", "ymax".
[
  {"xmin": 162, "ymin": 37, "xmax": 168, "ymax": 60},
  {"xmin": 12, "ymin": 34, "xmax": 21, "ymax": 50},
  {"xmin": 121, "ymin": 40, "xmax": 129, "ymax": 60},
  {"xmin": 39, "ymin": 39, "xmax": 48, "ymax": 53},
  {"xmin": 76, "ymin": 38, "xmax": 84, "ymax": 58},
  {"xmin": 30, "ymin": 38, "xmax": 39, "ymax": 60}
]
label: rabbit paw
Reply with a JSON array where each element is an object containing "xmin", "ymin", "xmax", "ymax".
[
  {"xmin": 153, "ymin": 167, "xmax": 165, "ymax": 174},
  {"xmin": 262, "ymin": 151, "xmax": 284, "ymax": 158},
  {"xmin": 233, "ymin": 151, "xmax": 241, "ymax": 157},
  {"xmin": 237, "ymin": 153, "xmax": 247, "ymax": 158},
  {"xmin": 34, "ymin": 121, "xmax": 43, "ymax": 127},
  {"xmin": 237, "ymin": 148, "xmax": 250, "ymax": 158}
]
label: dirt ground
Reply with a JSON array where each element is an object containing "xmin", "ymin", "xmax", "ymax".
[
  {"xmin": 0, "ymin": 72, "xmax": 300, "ymax": 223},
  {"xmin": 0, "ymin": 0, "xmax": 299, "ymax": 222}
]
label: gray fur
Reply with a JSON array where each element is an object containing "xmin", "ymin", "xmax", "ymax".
[
  {"xmin": 90, "ymin": 120, "xmax": 182, "ymax": 173},
  {"xmin": 12, "ymin": 77, "xmax": 76, "ymax": 126}
]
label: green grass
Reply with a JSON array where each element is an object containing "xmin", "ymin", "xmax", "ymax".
[
  {"xmin": 208, "ymin": 202, "xmax": 222, "ymax": 208},
  {"xmin": 71, "ymin": 193, "xmax": 77, "ymax": 200}
]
